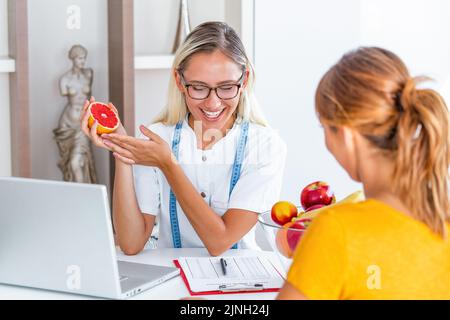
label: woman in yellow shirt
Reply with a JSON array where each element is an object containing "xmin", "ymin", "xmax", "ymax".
[{"xmin": 278, "ymin": 47, "xmax": 450, "ymax": 299}]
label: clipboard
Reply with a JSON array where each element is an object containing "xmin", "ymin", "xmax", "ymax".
[{"xmin": 173, "ymin": 256, "xmax": 285, "ymax": 296}]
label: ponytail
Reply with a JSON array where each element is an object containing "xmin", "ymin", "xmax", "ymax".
[{"xmin": 394, "ymin": 77, "xmax": 450, "ymax": 237}]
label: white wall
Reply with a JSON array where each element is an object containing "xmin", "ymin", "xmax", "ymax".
[
  {"xmin": 0, "ymin": 0, "xmax": 11, "ymax": 177},
  {"xmin": 359, "ymin": 0, "xmax": 450, "ymax": 99},
  {"xmin": 0, "ymin": 0, "xmax": 8, "ymax": 55},
  {"xmin": 254, "ymin": 0, "xmax": 450, "ymax": 204},
  {"xmin": 255, "ymin": 0, "xmax": 362, "ymax": 203},
  {"xmin": 28, "ymin": 0, "xmax": 110, "ymax": 189},
  {"xmin": 0, "ymin": 74, "xmax": 11, "ymax": 177}
]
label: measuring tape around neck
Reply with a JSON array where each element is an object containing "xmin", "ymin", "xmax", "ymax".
[{"xmin": 169, "ymin": 120, "xmax": 250, "ymax": 249}]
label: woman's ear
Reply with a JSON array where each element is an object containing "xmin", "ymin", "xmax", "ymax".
[
  {"xmin": 341, "ymin": 126, "xmax": 356, "ymax": 154},
  {"xmin": 242, "ymin": 68, "xmax": 250, "ymax": 89},
  {"xmin": 326, "ymin": 125, "xmax": 359, "ymax": 182},
  {"xmin": 174, "ymin": 69, "xmax": 185, "ymax": 92}
]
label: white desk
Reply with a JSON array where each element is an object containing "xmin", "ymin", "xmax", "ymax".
[{"xmin": 0, "ymin": 248, "xmax": 284, "ymax": 300}]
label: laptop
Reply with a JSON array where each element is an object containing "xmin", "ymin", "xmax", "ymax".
[{"xmin": 0, "ymin": 177, "xmax": 180, "ymax": 299}]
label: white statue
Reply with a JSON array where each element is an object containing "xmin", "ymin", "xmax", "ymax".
[{"xmin": 54, "ymin": 44, "xmax": 97, "ymax": 183}]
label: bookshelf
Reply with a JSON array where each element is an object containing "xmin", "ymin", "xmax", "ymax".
[
  {"xmin": 0, "ymin": 58, "xmax": 15, "ymax": 73},
  {"xmin": 134, "ymin": 54, "xmax": 174, "ymax": 70}
]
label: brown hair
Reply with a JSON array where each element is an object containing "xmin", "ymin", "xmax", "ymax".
[{"xmin": 315, "ymin": 47, "xmax": 450, "ymax": 237}]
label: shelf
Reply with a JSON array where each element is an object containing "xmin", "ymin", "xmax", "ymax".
[
  {"xmin": 135, "ymin": 54, "xmax": 174, "ymax": 70},
  {"xmin": 0, "ymin": 58, "xmax": 15, "ymax": 73}
]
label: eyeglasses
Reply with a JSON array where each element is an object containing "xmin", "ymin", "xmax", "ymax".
[{"xmin": 179, "ymin": 72, "xmax": 245, "ymax": 100}]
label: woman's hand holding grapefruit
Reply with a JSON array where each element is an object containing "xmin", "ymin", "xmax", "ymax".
[
  {"xmin": 80, "ymin": 96, "xmax": 127, "ymax": 152},
  {"xmin": 80, "ymin": 96, "xmax": 173, "ymax": 167}
]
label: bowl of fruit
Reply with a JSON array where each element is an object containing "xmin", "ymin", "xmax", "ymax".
[{"xmin": 258, "ymin": 181, "xmax": 364, "ymax": 271}]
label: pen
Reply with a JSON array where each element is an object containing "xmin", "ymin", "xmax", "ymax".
[
  {"xmin": 218, "ymin": 283, "xmax": 265, "ymax": 292},
  {"xmin": 220, "ymin": 258, "xmax": 228, "ymax": 276}
]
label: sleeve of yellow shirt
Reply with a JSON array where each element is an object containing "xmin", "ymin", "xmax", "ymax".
[{"xmin": 287, "ymin": 210, "xmax": 348, "ymax": 300}]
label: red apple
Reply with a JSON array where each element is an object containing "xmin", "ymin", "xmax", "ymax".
[
  {"xmin": 271, "ymin": 201, "xmax": 298, "ymax": 226},
  {"xmin": 286, "ymin": 218, "xmax": 311, "ymax": 252},
  {"xmin": 300, "ymin": 181, "xmax": 335, "ymax": 210}
]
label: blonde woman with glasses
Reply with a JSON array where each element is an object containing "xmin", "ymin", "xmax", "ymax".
[{"xmin": 81, "ymin": 22, "xmax": 286, "ymax": 256}]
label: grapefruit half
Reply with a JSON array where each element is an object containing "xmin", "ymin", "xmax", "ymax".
[{"xmin": 87, "ymin": 102, "xmax": 120, "ymax": 134}]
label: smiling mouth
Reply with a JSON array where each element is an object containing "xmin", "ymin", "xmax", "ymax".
[{"xmin": 201, "ymin": 108, "xmax": 225, "ymax": 120}]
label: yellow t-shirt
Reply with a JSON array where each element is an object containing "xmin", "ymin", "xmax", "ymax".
[{"xmin": 287, "ymin": 199, "xmax": 450, "ymax": 299}]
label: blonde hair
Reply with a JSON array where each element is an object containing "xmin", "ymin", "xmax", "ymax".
[
  {"xmin": 153, "ymin": 21, "xmax": 268, "ymax": 126},
  {"xmin": 316, "ymin": 47, "xmax": 450, "ymax": 237}
]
